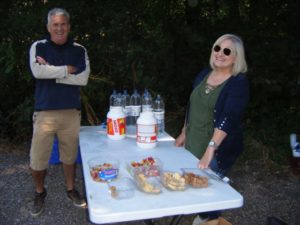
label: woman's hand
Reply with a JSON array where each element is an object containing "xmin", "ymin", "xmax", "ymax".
[
  {"xmin": 198, "ymin": 128, "xmax": 227, "ymax": 168},
  {"xmin": 175, "ymin": 131, "xmax": 185, "ymax": 147},
  {"xmin": 198, "ymin": 147, "xmax": 215, "ymax": 169}
]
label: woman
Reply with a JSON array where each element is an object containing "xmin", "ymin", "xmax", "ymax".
[{"xmin": 175, "ymin": 34, "xmax": 249, "ymax": 224}]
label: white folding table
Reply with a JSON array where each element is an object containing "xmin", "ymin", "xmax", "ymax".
[{"xmin": 79, "ymin": 126, "xmax": 243, "ymax": 224}]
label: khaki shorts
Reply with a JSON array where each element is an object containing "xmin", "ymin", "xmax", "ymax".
[{"xmin": 30, "ymin": 109, "xmax": 81, "ymax": 170}]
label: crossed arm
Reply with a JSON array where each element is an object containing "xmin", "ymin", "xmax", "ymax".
[{"xmin": 29, "ymin": 43, "xmax": 90, "ymax": 86}]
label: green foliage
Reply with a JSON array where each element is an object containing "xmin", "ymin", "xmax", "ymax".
[
  {"xmin": 0, "ymin": 0, "xmax": 299, "ymax": 167},
  {"xmin": 4, "ymin": 97, "xmax": 34, "ymax": 140}
]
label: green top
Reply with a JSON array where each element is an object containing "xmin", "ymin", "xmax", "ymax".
[{"xmin": 185, "ymin": 74, "xmax": 227, "ymax": 158}]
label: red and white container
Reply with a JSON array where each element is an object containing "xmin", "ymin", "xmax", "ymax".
[
  {"xmin": 107, "ymin": 106, "xmax": 126, "ymax": 140},
  {"xmin": 136, "ymin": 111, "xmax": 157, "ymax": 149}
]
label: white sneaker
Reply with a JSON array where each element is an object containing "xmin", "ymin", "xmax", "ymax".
[{"xmin": 192, "ymin": 215, "xmax": 208, "ymax": 225}]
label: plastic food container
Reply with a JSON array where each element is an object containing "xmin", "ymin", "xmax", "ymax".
[
  {"xmin": 133, "ymin": 171, "xmax": 162, "ymax": 194},
  {"xmin": 160, "ymin": 171, "xmax": 187, "ymax": 191},
  {"xmin": 181, "ymin": 168, "xmax": 209, "ymax": 188},
  {"xmin": 88, "ymin": 157, "xmax": 119, "ymax": 182},
  {"xmin": 107, "ymin": 178, "xmax": 135, "ymax": 199},
  {"xmin": 127, "ymin": 156, "xmax": 162, "ymax": 177}
]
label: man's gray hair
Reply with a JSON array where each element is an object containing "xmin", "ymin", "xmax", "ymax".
[{"xmin": 47, "ymin": 8, "xmax": 70, "ymax": 25}]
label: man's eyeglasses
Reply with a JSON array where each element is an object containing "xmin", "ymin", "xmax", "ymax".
[{"xmin": 213, "ymin": 45, "xmax": 232, "ymax": 56}]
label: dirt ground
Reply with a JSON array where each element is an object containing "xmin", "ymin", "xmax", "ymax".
[{"xmin": 0, "ymin": 138, "xmax": 299, "ymax": 225}]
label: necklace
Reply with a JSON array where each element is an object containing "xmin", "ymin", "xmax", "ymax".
[{"xmin": 205, "ymin": 83, "xmax": 218, "ymax": 94}]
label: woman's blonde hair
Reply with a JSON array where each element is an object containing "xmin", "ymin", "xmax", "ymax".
[{"xmin": 209, "ymin": 34, "xmax": 247, "ymax": 76}]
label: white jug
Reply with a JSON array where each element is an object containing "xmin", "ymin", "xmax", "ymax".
[
  {"xmin": 107, "ymin": 106, "xmax": 126, "ymax": 140},
  {"xmin": 136, "ymin": 111, "xmax": 157, "ymax": 149}
]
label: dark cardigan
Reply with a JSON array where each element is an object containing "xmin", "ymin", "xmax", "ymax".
[{"xmin": 190, "ymin": 68, "xmax": 249, "ymax": 173}]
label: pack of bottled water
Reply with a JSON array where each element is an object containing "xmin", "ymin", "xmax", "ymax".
[{"xmin": 109, "ymin": 89, "xmax": 165, "ymax": 134}]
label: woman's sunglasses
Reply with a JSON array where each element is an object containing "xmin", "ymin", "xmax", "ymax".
[{"xmin": 213, "ymin": 45, "xmax": 232, "ymax": 56}]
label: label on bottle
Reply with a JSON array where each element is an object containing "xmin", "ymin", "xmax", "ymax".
[
  {"xmin": 107, "ymin": 118, "xmax": 126, "ymax": 135},
  {"xmin": 142, "ymin": 105, "xmax": 152, "ymax": 112},
  {"xmin": 154, "ymin": 111, "xmax": 164, "ymax": 132},
  {"xmin": 131, "ymin": 105, "xmax": 141, "ymax": 116},
  {"xmin": 136, "ymin": 124, "xmax": 157, "ymax": 143},
  {"xmin": 154, "ymin": 111, "xmax": 164, "ymax": 120},
  {"xmin": 124, "ymin": 106, "xmax": 131, "ymax": 116}
]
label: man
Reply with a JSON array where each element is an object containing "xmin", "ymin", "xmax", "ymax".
[{"xmin": 29, "ymin": 8, "xmax": 90, "ymax": 216}]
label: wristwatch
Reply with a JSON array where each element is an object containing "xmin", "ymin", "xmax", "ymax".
[{"xmin": 208, "ymin": 140, "xmax": 218, "ymax": 150}]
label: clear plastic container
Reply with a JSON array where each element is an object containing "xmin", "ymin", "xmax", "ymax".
[
  {"xmin": 160, "ymin": 170, "xmax": 187, "ymax": 191},
  {"xmin": 107, "ymin": 178, "xmax": 135, "ymax": 199},
  {"xmin": 127, "ymin": 156, "xmax": 162, "ymax": 177},
  {"xmin": 133, "ymin": 171, "xmax": 162, "ymax": 194},
  {"xmin": 88, "ymin": 157, "xmax": 119, "ymax": 182},
  {"xmin": 181, "ymin": 168, "xmax": 209, "ymax": 188}
]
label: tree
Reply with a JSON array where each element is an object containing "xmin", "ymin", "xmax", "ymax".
[{"xmin": 0, "ymin": 0, "xmax": 299, "ymax": 165}]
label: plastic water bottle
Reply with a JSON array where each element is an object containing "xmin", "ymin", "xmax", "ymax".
[
  {"xmin": 114, "ymin": 92, "xmax": 123, "ymax": 107},
  {"xmin": 130, "ymin": 89, "xmax": 141, "ymax": 126},
  {"xmin": 109, "ymin": 90, "xmax": 117, "ymax": 108},
  {"xmin": 122, "ymin": 90, "xmax": 131, "ymax": 126},
  {"xmin": 290, "ymin": 133, "xmax": 300, "ymax": 175},
  {"xmin": 153, "ymin": 94, "xmax": 165, "ymax": 134},
  {"xmin": 142, "ymin": 88, "xmax": 153, "ymax": 112}
]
